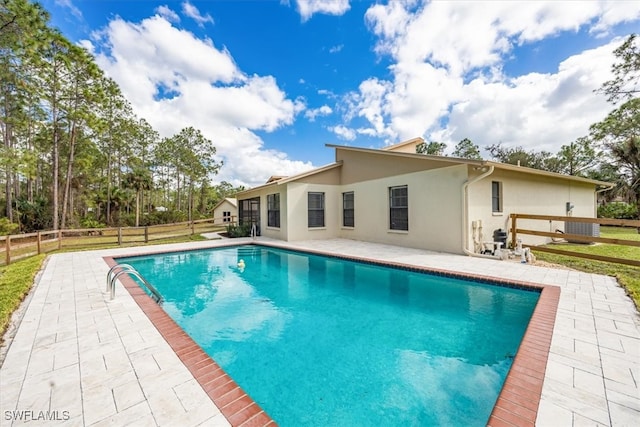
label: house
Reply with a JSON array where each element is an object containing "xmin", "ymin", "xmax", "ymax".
[
  {"xmin": 212, "ymin": 197, "xmax": 238, "ymax": 224},
  {"xmin": 235, "ymin": 138, "xmax": 612, "ymax": 255}
]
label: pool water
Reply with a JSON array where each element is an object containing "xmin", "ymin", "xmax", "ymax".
[{"xmin": 119, "ymin": 245, "xmax": 540, "ymax": 426}]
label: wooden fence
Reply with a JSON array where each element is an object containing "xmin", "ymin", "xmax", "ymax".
[
  {"xmin": 510, "ymin": 213, "xmax": 640, "ymax": 267},
  {"xmin": 0, "ymin": 216, "xmax": 236, "ymax": 266}
]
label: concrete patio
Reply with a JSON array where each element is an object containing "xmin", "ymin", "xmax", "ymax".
[{"xmin": 0, "ymin": 238, "xmax": 638, "ymax": 426}]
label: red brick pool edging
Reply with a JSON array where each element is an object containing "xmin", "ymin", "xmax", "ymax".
[
  {"xmin": 104, "ymin": 257, "xmax": 275, "ymax": 427},
  {"xmin": 104, "ymin": 243, "xmax": 560, "ymax": 427}
]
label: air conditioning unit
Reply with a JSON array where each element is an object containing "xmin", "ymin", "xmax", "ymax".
[{"xmin": 564, "ymin": 222, "xmax": 600, "ymax": 243}]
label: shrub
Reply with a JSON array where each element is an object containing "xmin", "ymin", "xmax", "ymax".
[
  {"xmin": 226, "ymin": 223, "xmax": 251, "ymax": 238},
  {"xmin": 0, "ymin": 218, "xmax": 19, "ymax": 236},
  {"xmin": 598, "ymin": 202, "xmax": 638, "ymax": 219},
  {"xmin": 80, "ymin": 218, "xmax": 106, "ymax": 229}
]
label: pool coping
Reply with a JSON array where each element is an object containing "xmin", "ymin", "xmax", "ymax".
[{"xmin": 104, "ymin": 241, "xmax": 560, "ymax": 427}]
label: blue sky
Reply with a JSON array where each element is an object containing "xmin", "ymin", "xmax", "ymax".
[{"xmin": 43, "ymin": 0, "xmax": 640, "ymax": 187}]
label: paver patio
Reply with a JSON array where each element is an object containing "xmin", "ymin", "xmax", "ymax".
[{"xmin": 0, "ymin": 238, "xmax": 638, "ymax": 426}]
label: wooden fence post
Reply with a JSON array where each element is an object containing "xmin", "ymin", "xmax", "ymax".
[
  {"xmin": 191, "ymin": 220, "xmax": 195, "ymax": 235},
  {"xmin": 5, "ymin": 235, "xmax": 10, "ymax": 266},
  {"xmin": 118, "ymin": 228, "xmax": 122, "ymax": 245},
  {"xmin": 144, "ymin": 226, "xmax": 149, "ymax": 243},
  {"xmin": 510, "ymin": 214, "xmax": 517, "ymax": 249},
  {"xmin": 58, "ymin": 230, "xmax": 62, "ymax": 250},
  {"xmin": 37, "ymin": 232, "xmax": 41, "ymax": 254}
]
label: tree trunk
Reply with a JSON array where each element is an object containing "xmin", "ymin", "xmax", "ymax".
[
  {"xmin": 106, "ymin": 154, "xmax": 112, "ymax": 225},
  {"xmin": 176, "ymin": 169, "xmax": 181, "ymax": 211},
  {"xmin": 3, "ymin": 116, "xmax": 13, "ymax": 222},
  {"xmin": 135, "ymin": 190, "xmax": 140, "ymax": 227},
  {"xmin": 61, "ymin": 122, "xmax": 77, "ymax": 229},
  {"xmin": 51, "ymin": 52, "xmax": 61, "ymax": 231},
  {"xmin": 188, "ymin": 183, "xmax": 192, "ymax": 222}
]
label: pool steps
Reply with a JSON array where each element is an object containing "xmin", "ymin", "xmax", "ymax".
[{"xmin": 106, "ymin": 264, "xmax": 164, "ymax": 304}]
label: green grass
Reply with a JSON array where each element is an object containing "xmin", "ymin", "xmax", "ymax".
[
  {"xmin": 0, "ymin": 254, "xmax": 46, "ymax": 343},
  {"xmin": 533, "ymin": 226, "xmax": 640, "ymax": 309}
]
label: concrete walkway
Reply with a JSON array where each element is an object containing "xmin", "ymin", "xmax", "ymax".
[{"xmin": 0, "ymin": 238, "xmax": 638, "ymax": 426}]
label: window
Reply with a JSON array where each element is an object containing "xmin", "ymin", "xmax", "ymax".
[
  {"xmin": 343, "ymin": 192, "xmax": 354, "ymax": 227},
  {"xmin": 223, "ymin": 211, "xmax": 231, "ymax": 222},
  {"xmin": 492, "ymin": 181, "xmax": 502, "ymax": 213},
  {"xmin": 308, "ymin": 192, "xmax": 325, "ymax": 228},
  {"xmin": 267, "ymin": 193, "xmax": 280, "ymax": 228},
  {"xmin": 239, "ymin": 197, "xmax": 260, "ymax": 235},
  {"xmin": 389, "ymin": 185, "xmax": 408, "ymax": 230}
]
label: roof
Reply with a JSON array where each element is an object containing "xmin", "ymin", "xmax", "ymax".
[
  {"xmin": 236, "ymin": 162, "xmax": 343, "ymax": 196},
  {"xmin": 212, "ymin": 197, "xmax": 237, "ymax": 211},
  {"xmin": 326, "ymin": 143, "xmax": 612, "ymax": 188},
  {"xmin": 238, "ymin": 140, "xmax": 613, "ymax": 196},
  {"xmin": 381, "ymin": 137, "xmax": 425, "ymax": 152},
  {"xmin": 266, "ymin": 175, "xmax": 287, "ymax": 183}
]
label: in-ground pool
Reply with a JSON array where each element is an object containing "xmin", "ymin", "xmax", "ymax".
[{"xmin": 118, "ymin": 245, "xmax": 540, "ymax": 426}]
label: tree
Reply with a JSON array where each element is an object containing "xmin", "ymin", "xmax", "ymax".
[
  {"xmin": 171, "ymin": 127, "xmax": 222, "ymax": 221},
  {"xmin": 155, "ymin": 127, "xmax": 223, "ymax": 220},
  {"xmin": 556, "ymin": 137, "xmax": 599, "ymax": 176},
  {"xmin": 416, "ymin": 141, "xmax": 447, "ymax": 156},
  {"xmin": 597, "ymin": 34, "xmax": 640, "ymax": 104},
  {"xmin": 452, "ymin": 138, "xmax": 482, "ymax": 160},
  {"xmin": 0, "ymin": 0, "xmax": 50, "ymax": 223},
  {"xmin": 39, "ymin": 31, "xmax": 74, "ymax": 230},
  {"xmin": 0, "ymin": 0, "xmax": 226, "ymax": 230},
  {"xmin": 591, "ymin": 34, "xmax": 640, "ymax": 221},
  {"xmin": 485, "ymin": 143, "xmax": 559, "ymax": 171},
  {"xmin": 94, "ymin": 77, "xmax": 133, "ymax": 226},
  {"xmin": 123, "ymin": 167, "xmax": 152, "ymax": 227},
  {"xmin": 60, "ymin": 45, "xmax": 102, "ymax": 228}
]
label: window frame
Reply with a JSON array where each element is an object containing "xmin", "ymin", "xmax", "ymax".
[
  {"xmin": 342, "ymin": 191, "xmax": 354, "ymax": 228},
  {"xmin": 267, "ymin": 193, "xmax": 280, "ymax": 228},
  {"xmin": 491, "ymin": 181, "xmax": 502, "ymax": 213},
  {"xmin": 307, "ymin": 192, "xmax": 325, "ymax": 228},
  {"xmin": 223, "ymin": 211, "xmax": 231, "ymax": 223},
  {"xmin": 389, "ymin": 185, "xmax": 408, "ymax": 231}
]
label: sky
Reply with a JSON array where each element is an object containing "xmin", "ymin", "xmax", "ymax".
[{"xmin": 42, "ymin": 0, "xmax": 640, "ymax": 187}]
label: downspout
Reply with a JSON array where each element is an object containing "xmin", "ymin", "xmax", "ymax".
[{"xmin": 462, "ymin": 165, "xmax": 496, "ymax": 258}]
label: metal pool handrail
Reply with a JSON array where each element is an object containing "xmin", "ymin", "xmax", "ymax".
[{"xmin": 106, "ymin": 264, "xmax": 163, "ymax": 304}]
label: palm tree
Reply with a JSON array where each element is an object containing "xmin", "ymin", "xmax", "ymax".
[{"xmin": 123, "ymin": 167, "xmax": 152, "ymax": 227}]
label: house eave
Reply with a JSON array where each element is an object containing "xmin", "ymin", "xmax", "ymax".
[{"xmin": 236, "ymin": 162, "xmax": 343, "ymax": 197}]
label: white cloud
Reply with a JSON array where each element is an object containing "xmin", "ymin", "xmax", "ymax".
[
  {"xmin": 329, "ymin": 44, "xmax": 344, "ymax": 53},
  {"xmin": 55, "ymin": 0, "xmax": 82, "ymax": 19},
  {"xmin": 440, "ymin": 42, "xmax": 617, "ymax": 154},
  {"xmin": 330, "ymin": 125, "xmax": 357, "ymax": 141},
  {"xmin": 88, "ymin": 15, "xmax": 312, "ymax": 187},
  {"xmin": 155, "ymin": 5, "xmax": 180, "ymax": 23},
  {"xmin": 343, "ymin": 0, "xmax": 640, "ymax": 151},
  {"xmin": 305, "ymin": 105, "xmax": 333, "ymax": 121},
  {"xmin": 182, "ymin": 1, "xmax": 214, "ymax": 27},
  {"xmin": 296, "ymin": 0, "xmax": 350, "ymax": 22}
]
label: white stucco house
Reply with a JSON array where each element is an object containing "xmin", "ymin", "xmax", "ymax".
[
  {"xmin": 235, "ymin": 138, "xmax": 612, "ymax": 255},
  {"xmin": 212, "ymin": 197, "xmax": 237, "ymax": 224}
]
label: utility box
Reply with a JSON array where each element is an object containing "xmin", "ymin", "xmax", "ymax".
[{"xmin": 564, "ymin": 222, "xmax": 600, "ymax": 243}]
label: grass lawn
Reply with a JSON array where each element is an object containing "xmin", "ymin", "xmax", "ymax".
[
  {"xmin": 0, "ymin": 254, "xmax": 46, "ymax": 343},
  {"xmin": 533, "ymin": 226, "xmax": 640, "ymax": 309}
]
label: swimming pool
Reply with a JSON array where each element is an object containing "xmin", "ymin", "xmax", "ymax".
[{"xmin": 118, "ymin": 245, "xmax": 540, "ymax": 426}]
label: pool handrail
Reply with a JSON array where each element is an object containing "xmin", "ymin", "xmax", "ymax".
[
  {"xmin": 106, "ymin": 264, "xmax": 135, "ymax": 291},
  {"xmin": 107, "ymin": 264, "xmax": 164, "ymax": 304}
]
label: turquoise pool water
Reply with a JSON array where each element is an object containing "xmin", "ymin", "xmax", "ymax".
[{"xmin": 118, "ymin": 245, "xmax": 540, "ymax": 426}]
